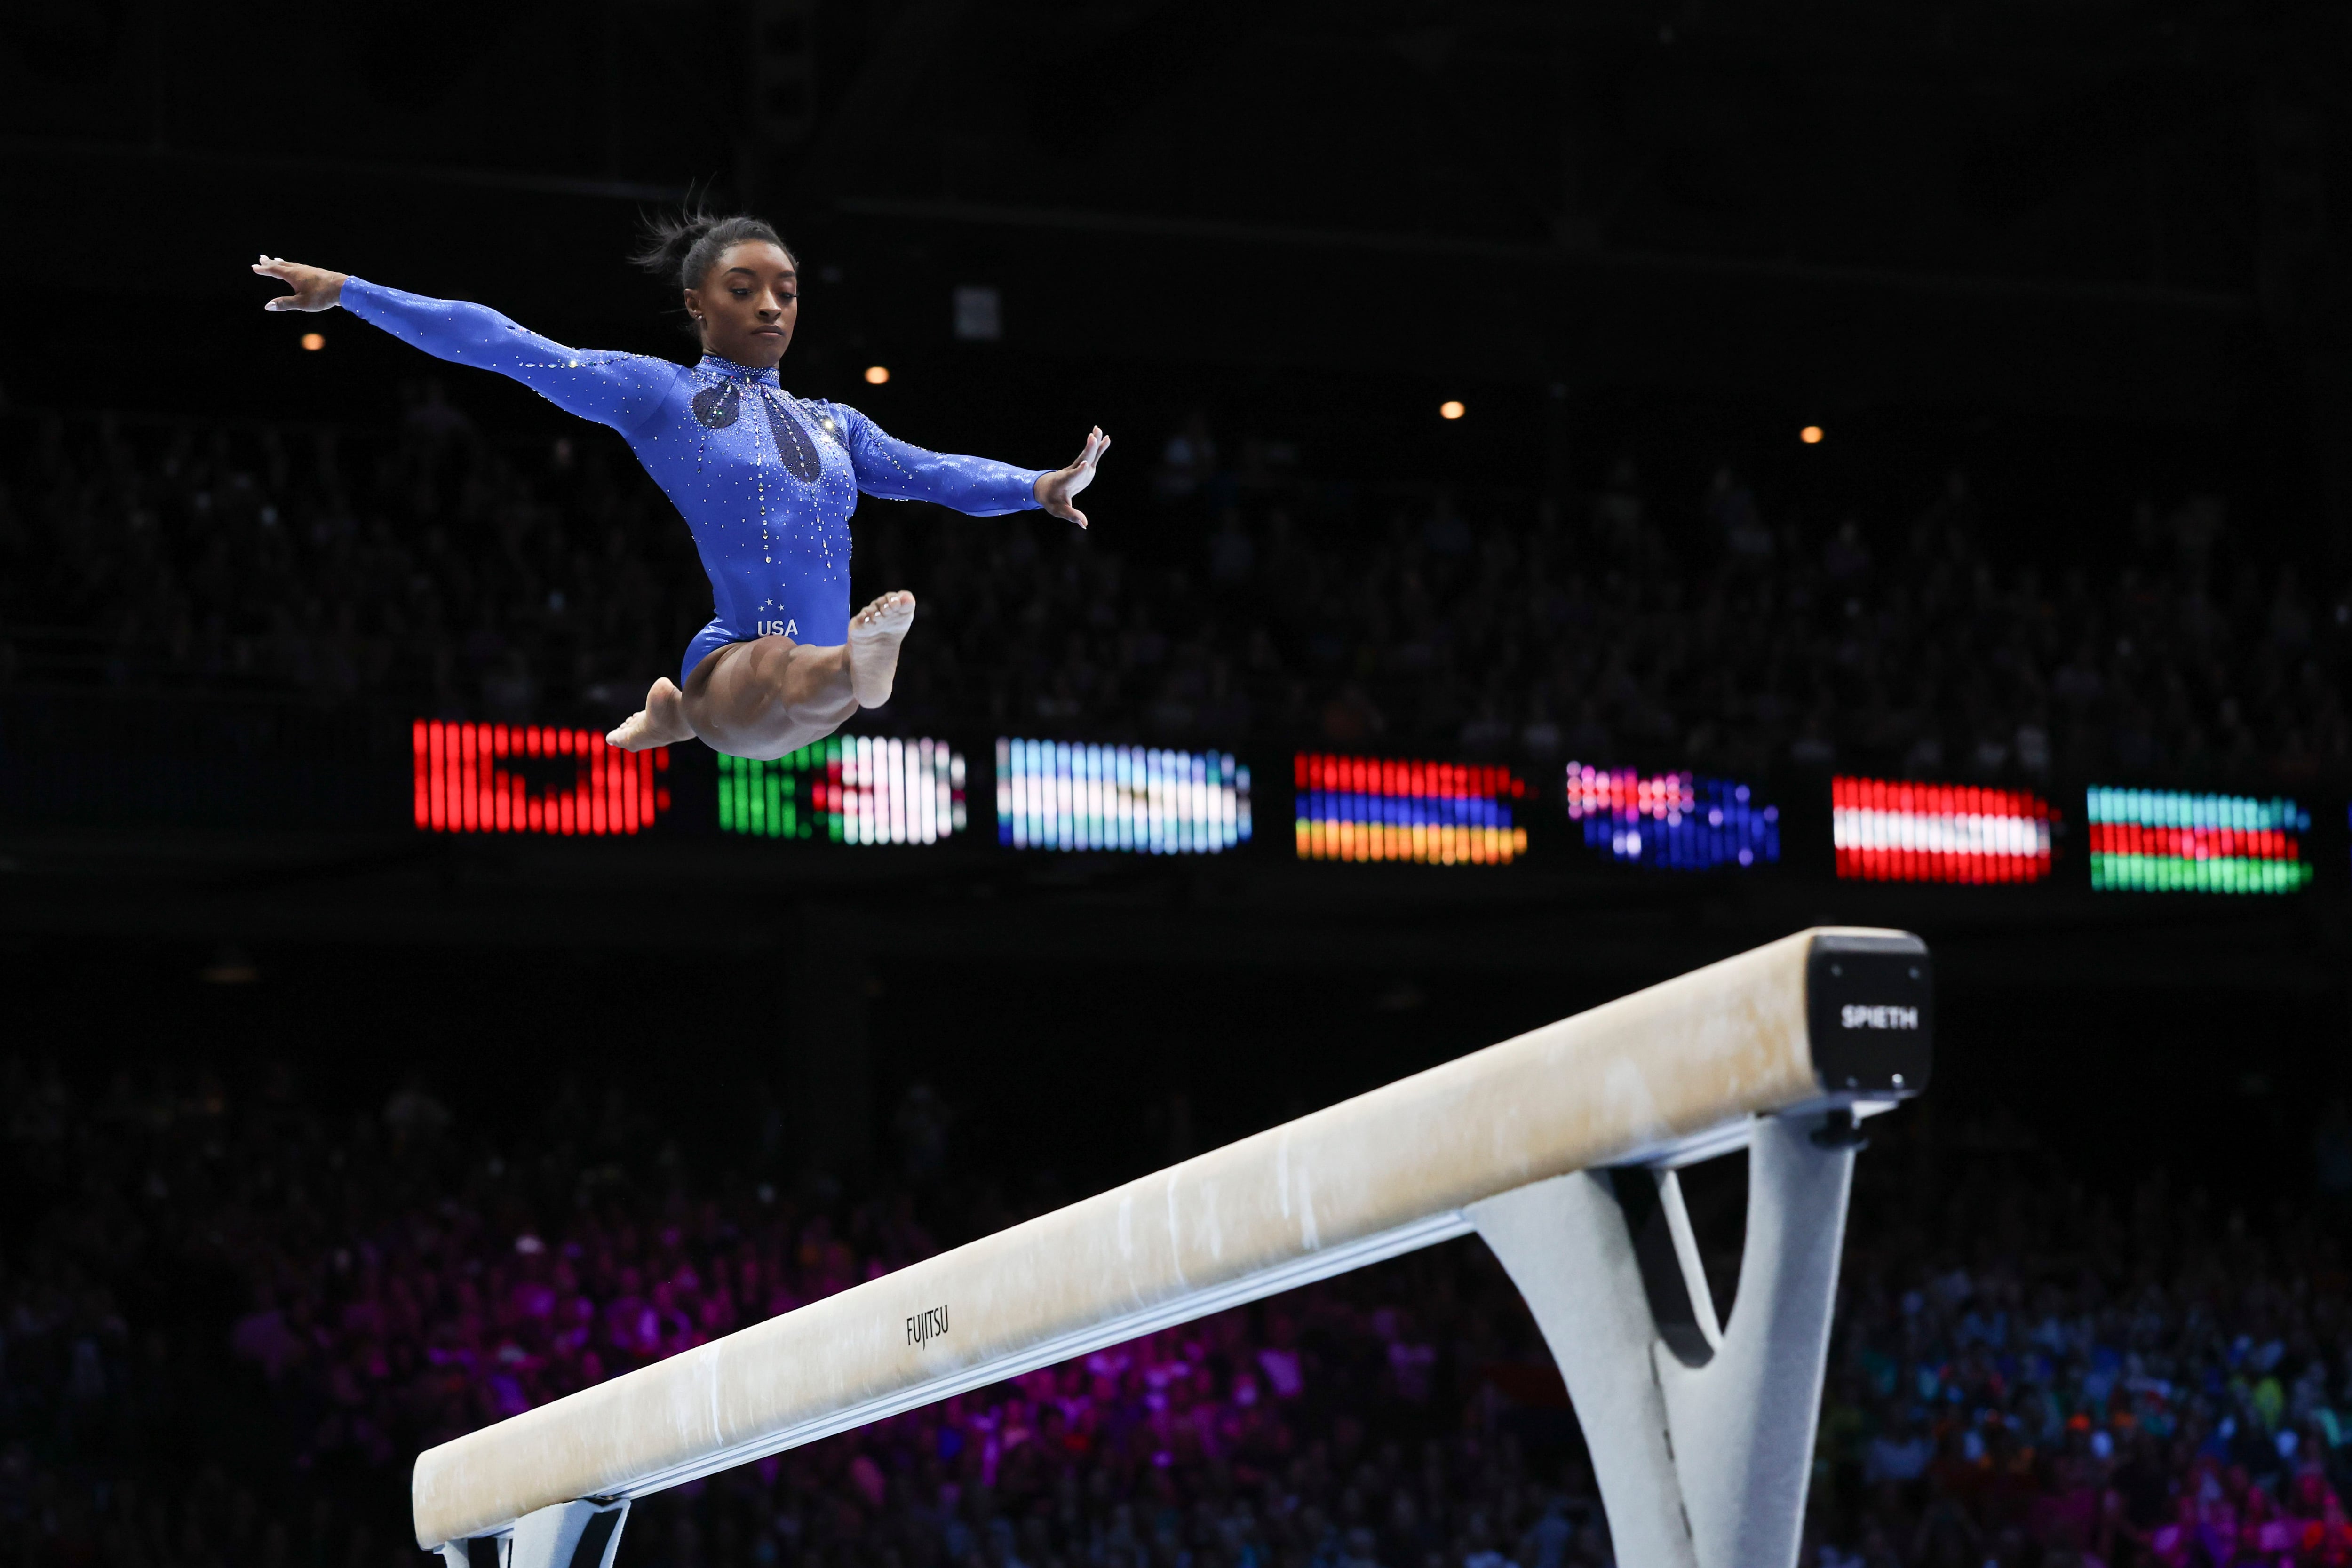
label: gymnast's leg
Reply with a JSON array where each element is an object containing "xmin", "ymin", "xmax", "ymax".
[{"xmin": 605, "ymin": 591, "xmax": 918, "ymax": 758}]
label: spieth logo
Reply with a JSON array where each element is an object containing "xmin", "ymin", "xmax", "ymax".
[{"xmin": 1841, "ymin": 1004, "xmax": 1920, "ymax": 1031}]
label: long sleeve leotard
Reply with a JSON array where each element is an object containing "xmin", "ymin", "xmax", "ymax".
[{"xmin": 341, "ymin": 278, "xmax": 1048, "ymax": 686}]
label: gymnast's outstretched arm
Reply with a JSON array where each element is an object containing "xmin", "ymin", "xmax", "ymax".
[
  {"xmin": 252, "ymin": 256, "xmax": 684, "ymax": 437},
  {"xmin": 830, "ymin": 405, "xmax": 1111, "ymax": 529}
]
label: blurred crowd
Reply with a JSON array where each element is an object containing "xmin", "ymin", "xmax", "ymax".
[
  {"xmin": 3, "ymin": 396, "xmax": 2350, "ymax": 790},
  {"xmin": 1820, "ymin": 1130, "xmax": 2352, "ymax": 1568},
  {"xmin": 0, "ymin": 396, "xmax": 711, "ymax": 724},
  {"xmin": 7, "ymin": 391, "xmax": 2352, "ymax": 789},
  {"xmin": 9, "ymin": 1057, "xmax": 2352, "ymax": 1568}
]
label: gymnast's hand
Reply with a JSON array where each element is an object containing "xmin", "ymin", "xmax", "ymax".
[
  {"xmin": 251, "ymin": 255, "xmax": 347, "ymax": 312},
  {"xmin": 1034, "ymin": 427, "xmax": 1110, "ymax": 530}
]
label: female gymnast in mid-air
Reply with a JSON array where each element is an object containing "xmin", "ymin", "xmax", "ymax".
[{"xmin": 252, "ymin": 212, "xmax": 1107, "ymax": 757}]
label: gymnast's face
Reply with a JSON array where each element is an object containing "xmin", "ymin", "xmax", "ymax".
[{"xmin": 685, "ymin": 241, "xmax": 798, "ymax": 369}]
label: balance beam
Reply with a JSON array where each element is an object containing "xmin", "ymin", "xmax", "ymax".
[{"xmin": 417, "ymin": 927, "xmax": 1931, "ymax": 1568}]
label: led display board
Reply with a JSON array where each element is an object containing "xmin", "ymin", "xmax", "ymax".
[
  {"xmin": 412, "ymin": 721, "xmax": 669, "ymax": 835},
  {"xmin": 718, "ymin": 736, "xmax": 967, "ymax": 844},
  {"xmin": 1564, "ymin": 764, "xmax": 1778, "ymax": 869},
  {"xmin": 1831, "ymin": 776, "xmax": 2053, "ymax": 883},
  {"xmin": 1293, "ymin": 753, "xmax": 1529, "ymax": 864},
  {"xmin": 996, "ymin": 739, "xmax": 1251, "ymax": 853},
  {"xmin": 2086, "ymin": 787, "xmax": 2313, "ymax": 893}
]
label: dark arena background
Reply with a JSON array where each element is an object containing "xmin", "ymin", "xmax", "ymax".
[{"xmin": 7, "ymin": 6, "xmax": 2352, "ymax": 1568}]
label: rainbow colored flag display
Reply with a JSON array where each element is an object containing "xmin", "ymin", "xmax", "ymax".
[
  {"xmin": 2085, "ymin": 788, "xmax": 2312, "ymax": 894},
  {"xmin": 718, "ymin": 736, "xmax": 966, "ymax": 844},
  {"xmin": 1564, "ymin": 764, "xmax": 1778, "ymax": 870},
  {"xmin": 1831, "ymin": 777, "xmax": 2054, "ymax": 883},
  {"xmin": 1293, "ymin": 754, "xmax": 1529, "ymax": 864}
]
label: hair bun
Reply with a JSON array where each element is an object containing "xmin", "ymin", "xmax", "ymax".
[{"xmin": 631, "ymin": 208, "xmax": 793, "ymax": 294}]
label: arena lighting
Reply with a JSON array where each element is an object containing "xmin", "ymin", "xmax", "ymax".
[
  {"xmin": 1830, "ymin": 776, "xmax": 2053, "ymax": 883},
  {"xmin": 1565, "ymin": 764, "xmax": 1779, "ymax": 870},
  {"xmin": 995, "ymin": 738, "xmax": 1251, "ymax": 853},
  {"xmin": 716, "ymin": 736, "xmax": 966, "ymax": 844},
  {"xmin": 411, "ymin": 721, "xmax": 668, "ymax": 835},
  {"xmin": 1439, "ymin": 400, "xmax": 1466, "ymax": 421},
  {"xmin": 1293, "ymin": 752, "xmax": 1529, "ymax": 864},
  {"xmin": 300, "ymin": 333, "xmax": 325, "ymax": 351},
  {"xmin": 863, "ymin": 365, "xmax": 890, "ymax": 385},
  {"xmin": 2085, "ymin": 786, "xmax": 2313, "ymax": 893},
  {"xmin": 1799, "ymin": 425, "xmax": 1823, "ymax": 444}
]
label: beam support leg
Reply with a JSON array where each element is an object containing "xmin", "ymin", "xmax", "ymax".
[
  {"xmin": 1468, "ymin": 1111, "xmax": 1857, "ymax": 1568},
  {"xmin": 439, "ymin": 1499, "xmax": 629, "ymax": 1568}
]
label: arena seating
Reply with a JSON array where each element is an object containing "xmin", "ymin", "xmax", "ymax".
[
  {"xmin": 3, "ymin": 408, "xmax": 2345, "ymax": 795},
  {"xmin": 9, "ymin": 1011, "xmax": 2352, "ymax": 1568}
]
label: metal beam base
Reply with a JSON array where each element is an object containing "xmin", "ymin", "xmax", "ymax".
[
  {"xmin": 1468, "ymin": 1111, "xmax": 1855, "ymax": 1568},
  {"xmin": 440, "ymin": 1499, "xmax": 629, "ymax": 1568}
]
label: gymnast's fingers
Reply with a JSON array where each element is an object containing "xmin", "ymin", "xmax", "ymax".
[{"xmin": 254, "ymin": 257, "xmax": 300, "ymax": 309}]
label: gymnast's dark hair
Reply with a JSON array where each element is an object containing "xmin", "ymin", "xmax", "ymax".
[{"xmin": 631, "ymin": 208, "xmax": 795, "ymax": 302}]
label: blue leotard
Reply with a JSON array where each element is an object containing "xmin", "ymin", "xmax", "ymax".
[{"xmin": 341, "ymin": 278, "xmax": 1048, "ymax": 686}]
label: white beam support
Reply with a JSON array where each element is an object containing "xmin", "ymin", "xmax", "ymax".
[
  {"xmin": 419, "ymin": 927, "xmax": 1932, "ymax": 1568},
  {"xmin": 449, "ymin": 1500, "xmax": 628, "ymax": 1568},
  {"xmin": 1470, "ymin": 1113, "xmax": 1857, "ymax": 1568}
]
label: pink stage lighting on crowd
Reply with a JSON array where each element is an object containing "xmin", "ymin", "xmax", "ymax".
[
  {"xmin": 412, "ymin": 721, "xmax": 669, "ymax": 835},
  {"xmin": 1293, "ymin": 753, "xmax": 1529, "ymax": 864},
  {"xmin": 1831, "ymin": 776, "xmax": 2053, "ymax": 883},
  {"xmin": 1563, "ymin": 764, "xmax": 1778, "ymax": 870}
]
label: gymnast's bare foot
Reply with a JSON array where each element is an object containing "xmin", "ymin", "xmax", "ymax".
[
  {"xmin": 607, "ymin": 676, "xmax": 696, "ymax": 750},
  {"xmin": 847, "ymin": 591, "xmax": 916, "ymax": 709}
]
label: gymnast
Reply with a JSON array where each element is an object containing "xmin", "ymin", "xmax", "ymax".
[{"xmin": 252, "ymin": 212, "xmax": 1107, "ymax": 757}]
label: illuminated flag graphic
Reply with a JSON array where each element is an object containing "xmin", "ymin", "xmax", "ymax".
[
  {"xmin": 1831, "ymin": 776, "xmax": 2053, "ymax": 883},
  {"xmin": 1564, "ymin": 764, "xmax": 1778, "ymax": 870},
  {"xmin": 412, "ymin": 721, "xmax": 668, "ymax": 835},
  {"xmin": 1293, "ymin": 753, "xmax": 1529, "ymax": 864},
  {"xmin": 2086, "ymin": 787, "xmax": 2312, "ymax": 893},
  {"xmin": 717, "ymin": 736, "xmax": 967, "ymax": 844},
  {"xmin": 996, "ymin": 739, "xmax": 1250, "ymax": 853}
]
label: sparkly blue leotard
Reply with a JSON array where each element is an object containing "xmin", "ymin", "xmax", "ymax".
[{"xmin": 341, "ymin": 278, "xmax": 1048, "ymax": 686}]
